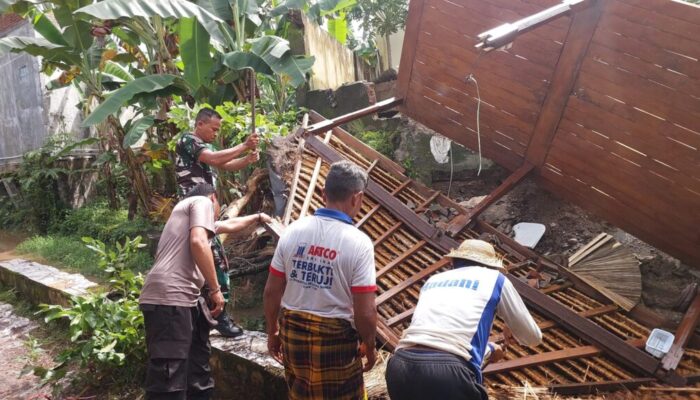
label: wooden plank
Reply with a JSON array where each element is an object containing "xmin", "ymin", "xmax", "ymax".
[
  {"xmin": 508, "ymin": 276, "xmax": 660, "ymax": 377},
  {"xmin": 299, "ymin": 131, "xmax": 332, "ymax": 218},
  {"xmin": 571, "ymin": 82, "xmax": 700, "ymax": 162},
  {"xmin": 372, "ymin": 222, "xmax": 402, "ymax": 247},
  {"xmin": 586, "ymin": 41, "xmax": 700, "ymax": 99},
  {"xmin": 284, "ymin": 146, "xmax": 305, "ymax": 225},
  {"xmin": 579, "ymin": 53, "xmax": 700, "ymax": 120},
  {"xmin": 376, "ymin": 240, "xmax": 428, "ymax": 278},
  {"xmin": 305, "ymin": 97, "xmax": 402, "ymax": 137},
  {"xmin": 597, "ymin": 11, "xmax": 700, "ymax": 67},
  {"xmin": 607, "ymin": 0, "xmax": 700, "ymax": 42},
  {"xmin": 538, "ymin": 167, "xmax": 700, "ymax": 268},
  {"xmin": 662, "ymin": 293, "xmax": 700, "ymax": 371},
  {"xmin": 592, "ymin": 24, "xmax": 700, "ymax": 81},
  {"xmin": 396, "ymin": 0, "xmax": 427, "ymax": 101},
  {"xmin": 546, "ymin": 129, "xmax": 699, "ymax": 233},
  {"xmin": 376, "ymin": 258, "xmax": 451, "ymax": 306},
  {"xmin": 618, "ymin": 0, "xmax": 700, "ymax": 27},
  {"xmin": 483, "ymin": 338, "xmax": 646, "ymax": 375},
  {"xmin": 549, "ymin": 377, "xmax": 656, "ymax": 396},
  {"xmin": 447, "ymin": 163, "xmax": 533, "ymax": 235},
  {"xmin": 410, "ymin": 59, "xmax": 539, "ymax": 142},
  {"xmin": 365, "ymin": 159, "xmax": 379, "ymax": 175},
  {"xmin": 414, "ymin": 190, "xmax": 441, "ymax": 213},
  {"xmin": 386, "ymin": 307, "xmax": 415, "ymax": 327},
  {"xmin": 525, "ymin": 0, "xmax": 604, "ymax": 167},
  {"xmin": 355, "ymin": 204, "xmax": 381, "ymax": 228}
]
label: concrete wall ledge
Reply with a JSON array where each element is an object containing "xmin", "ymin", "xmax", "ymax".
[{"xmin": 0, "ymin": 258, "xmax": 288, "ymax": 398}]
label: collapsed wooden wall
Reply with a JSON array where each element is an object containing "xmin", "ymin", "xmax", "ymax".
[
  {"xmin": 282, "ymin": 113, "xmax": 700, "ymax": 395},
  {"xmin": 397, "ymin": 0, "xmax": 700, "ymax": 268}
]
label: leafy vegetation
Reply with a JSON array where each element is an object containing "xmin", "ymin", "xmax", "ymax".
[
  {"xmin": 354, "ymin": 129, "xmax": 398, "ymax": 158},
  {"xmin": 35, "ymin": 236, "xmax": 147, "ymax": 389}
]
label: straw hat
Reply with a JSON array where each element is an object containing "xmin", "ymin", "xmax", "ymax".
[{"xmin": 446, "ymin": 239, "xmax": 504, "ymax": 269}]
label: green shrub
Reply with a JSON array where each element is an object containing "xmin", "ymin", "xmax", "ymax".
[
  {"xmin": 53, "ymin": 202, "xmax": 158, "ymax": 245},
  {"xmin": 36, "ymin": 237, "xmax": 147, "ymax": 386},
  {"xmin": 355, "ymin": 130, "xmax": 398, "ymax": 158}
]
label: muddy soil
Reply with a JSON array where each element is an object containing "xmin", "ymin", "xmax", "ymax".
[
  {"xmin": 433, "ymin": 169, "xmax": 698, "ymax": 324},
  {"xmin": 0, "ymin": 302, "xmax": 54, "ymax": 400}
]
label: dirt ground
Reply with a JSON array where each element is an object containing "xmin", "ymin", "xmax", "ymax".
[{"xmin": 432, "ymin": 165, "xmax": 698, "ymax": 324}]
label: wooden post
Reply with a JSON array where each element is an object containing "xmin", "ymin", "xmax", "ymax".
[{"xmin": 524, "ymin": 0, "xmax": 604, "ymax": 168}]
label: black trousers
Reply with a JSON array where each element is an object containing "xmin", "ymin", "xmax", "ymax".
[
  {"xmin": 141, "ymin": 302, "xmax": 213, "ymax": 400},
  {"xmin": 385, "ymin": 348, "xmax": 488, "ymax": 400}
]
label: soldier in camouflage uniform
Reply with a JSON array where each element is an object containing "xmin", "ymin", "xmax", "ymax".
[{"xmin": 175, "ymin": 108, "xmax": 260, "ymax": 337}]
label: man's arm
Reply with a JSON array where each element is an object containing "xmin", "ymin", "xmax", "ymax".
[
  {"xmin": 263, "ymin": 273, "xmax": 286, "ymax": 363},
  {"xmin": 197, "ymin": 133, "xmax": 259, "ymax": 168},
  {"xmin": 218, "ymin": 151, "xmax": 260, "ymax": 172},
  {"xmin": 215, "ymin": 213, "xmax": 271, "ymax": 234},
  {"xmin": 353, "ymin": 292, "xmax": 377, "ymax": 371},
  {"xmin": 190, "ymin": 226, "xmax": 225, "ymax": 317},
  {"xmin": 497, "ymin": 278, "xmax": 542, "ymax": 346}
]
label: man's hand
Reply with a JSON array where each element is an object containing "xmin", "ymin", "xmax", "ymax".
[
  {"xmin": 259, "ymin": 213, "xmax": 273, "ymax": 224},
  {"xmin": 359, "ymin": 342, "xmax": 377, "ymax": 372},
  {"xmin": 245, "ymin": 133, "xmax": 260, "ymax": 150},
  {"xmin": 209, "ymin": 290, "xmax": 225, "ymax": 318},
  {"xmin": 490, "ymin": 343, "xmax": 505, "ymax": 363},
  {"xmin": 268, "ymin": 331, "xmax": 284, "ymax": 364},
  {"xmin": 245, "ymin": 150, "xmax": 260, "ymax": 165}
]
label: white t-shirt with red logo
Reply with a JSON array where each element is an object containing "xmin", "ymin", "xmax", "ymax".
[{"xmin": 270, "ymin": 208, "xmax": 376, "ymax": 322}]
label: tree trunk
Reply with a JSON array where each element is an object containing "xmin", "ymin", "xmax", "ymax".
[{"xmin": 107, "ymin": 116, "xmax": 152, "ymax": 216}]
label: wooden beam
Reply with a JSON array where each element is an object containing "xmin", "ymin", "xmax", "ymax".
[
  {"xmin": 414, "ymin": 190, "xmax": 441, "ymax": 213},
  {"xmin": 356, "ymin": 204, "xmax": 381, "ymax": 228},
  {"xmin": 549, "ymin": 377, "xmax": 656, "ymax": 396},
  {"xmin": 662, "ymin": 293, "xmax": 700, "ymax": 371},
  {"xmin": 484, "ymin": 338, "xmax": 646, "ymax": 375},
  {"xmin": 386, "ymin": 308, "xmax": 415, "ymax": 327},
  {"xmin": 524, "ymin": 0, "xmax": 604, "ymax": 168},
  {"xmin": 395, "ymin": 0, "xmax": 427, "ymax": 102},
  {"xmin": 366, "ymin": 159, "xmax": 379, "ymax": 175},
  {"xmin": 372, "ymin": 222, "xmax": 402, "ymax": 247},
  {"xmin": 305, "ymin": 97, "xmax": 403, "ymax": 137},
  {"xmin": 376, "ymin": 258, "xmax": 451, "ymax": 306},
  {"xmin": 377, "ymin": 240, "xmax": 427, "ymax": 279},
  {"xmin": 489, "ymin": 304, "xmax": 618, "ymax": 342},
  {"xmin": 305, "ymin": 135, "xmax": 456, "ymax": 252},
  {"xmin": 299, "ymin": 131, "xmax": 333, "ymax": 218},
  {"xmin": 509, "ymin": 277, "xmax": 660, "ymax": 377},
  {"xmin": 446, "ymin": 163, "xmax": 534, "ymax": 236}
]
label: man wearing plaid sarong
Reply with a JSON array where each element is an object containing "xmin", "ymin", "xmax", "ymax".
[{"xmin": 264, "ymin": 160, "xmax": 378, "ymax": 400}]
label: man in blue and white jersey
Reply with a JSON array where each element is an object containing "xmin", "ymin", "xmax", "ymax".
[{"xmin": 385, "ymin": 239, "xmax": 542, "ymax": 400}]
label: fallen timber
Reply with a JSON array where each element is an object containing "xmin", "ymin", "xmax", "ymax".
[{"xmin": 273, "ymin": 110, "xmax": 700, "ymax": 396}]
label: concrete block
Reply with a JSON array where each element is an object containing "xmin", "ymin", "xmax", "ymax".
[{"xmin": 0, "ymin": 259, "xmax": 97, "ymax": 307}]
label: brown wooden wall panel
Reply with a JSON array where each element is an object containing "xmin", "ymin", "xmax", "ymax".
[
  {"xmin": 400, "ymin": 0, "xmax": 700, "ymax": 267},
  {"xmin": 539, "ymin": 0, "xmax": 700, "ymax": 266},
  {"xmin": 399, "ymin": 0, "xmax": 569, "ymax": 175}
]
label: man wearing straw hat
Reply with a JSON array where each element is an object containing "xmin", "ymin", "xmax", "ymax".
[{"xmin": 385, "ymin": 239, "xmax": 542, "ymax": 400}]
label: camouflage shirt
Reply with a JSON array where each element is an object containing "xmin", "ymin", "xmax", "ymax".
[
  {"xmin": 175, "ymin": 133, "xmax": 228, "ymax": 274},
  {"xmin": 175, "ymin": 133, "xmax": 217, "ymax": 198}
]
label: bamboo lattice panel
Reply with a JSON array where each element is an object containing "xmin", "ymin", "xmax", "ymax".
[{"xmin": 283, "ymin": 117, "xmax": 700, "ymax": 392}]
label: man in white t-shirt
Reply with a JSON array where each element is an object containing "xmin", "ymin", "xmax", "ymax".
[
  {"xmin": 385, "ymin": 239, "xmax": 542, "ymax": 400},
  {"xmin": 264, "ymin": 160, "xmax": 377, "ymax": 400}
]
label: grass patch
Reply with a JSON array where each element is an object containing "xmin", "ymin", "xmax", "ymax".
[
  {"xmin": 16, "ymin": 235, "xmax": 152, "ymax": 279},
  {"xmin": 52, "ymin": 201, "xmax": 160, "ymax": 244}
]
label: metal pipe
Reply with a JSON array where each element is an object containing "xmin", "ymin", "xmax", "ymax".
[{"xmin": 475, "ymin": 0, "xmax": 592, "ymax": 51}]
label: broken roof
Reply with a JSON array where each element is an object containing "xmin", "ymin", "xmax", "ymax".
[
  {"xmin": 395, "ymin": 0, "xmax": 700, "ymax": 268},
  {"xmin": 281, "ymin": 111, "xmax": 700, "ymax": 396}
]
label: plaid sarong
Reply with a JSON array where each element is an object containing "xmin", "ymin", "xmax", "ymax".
[{"xmin": 280, "ymin": 309, "xmax": 367, "ymax": 400}]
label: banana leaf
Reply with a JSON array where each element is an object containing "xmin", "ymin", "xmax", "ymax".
[
  {"xmin": 82, "ymin": 74, "xmax": 187, "ymax": 127},
  {"xmin": 75, "ymin": 0, "xmax": 226, "ymax": 45},
  {"xmin": 180, "ymin": 17, "xmax": 213, "ymax": 90}
]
